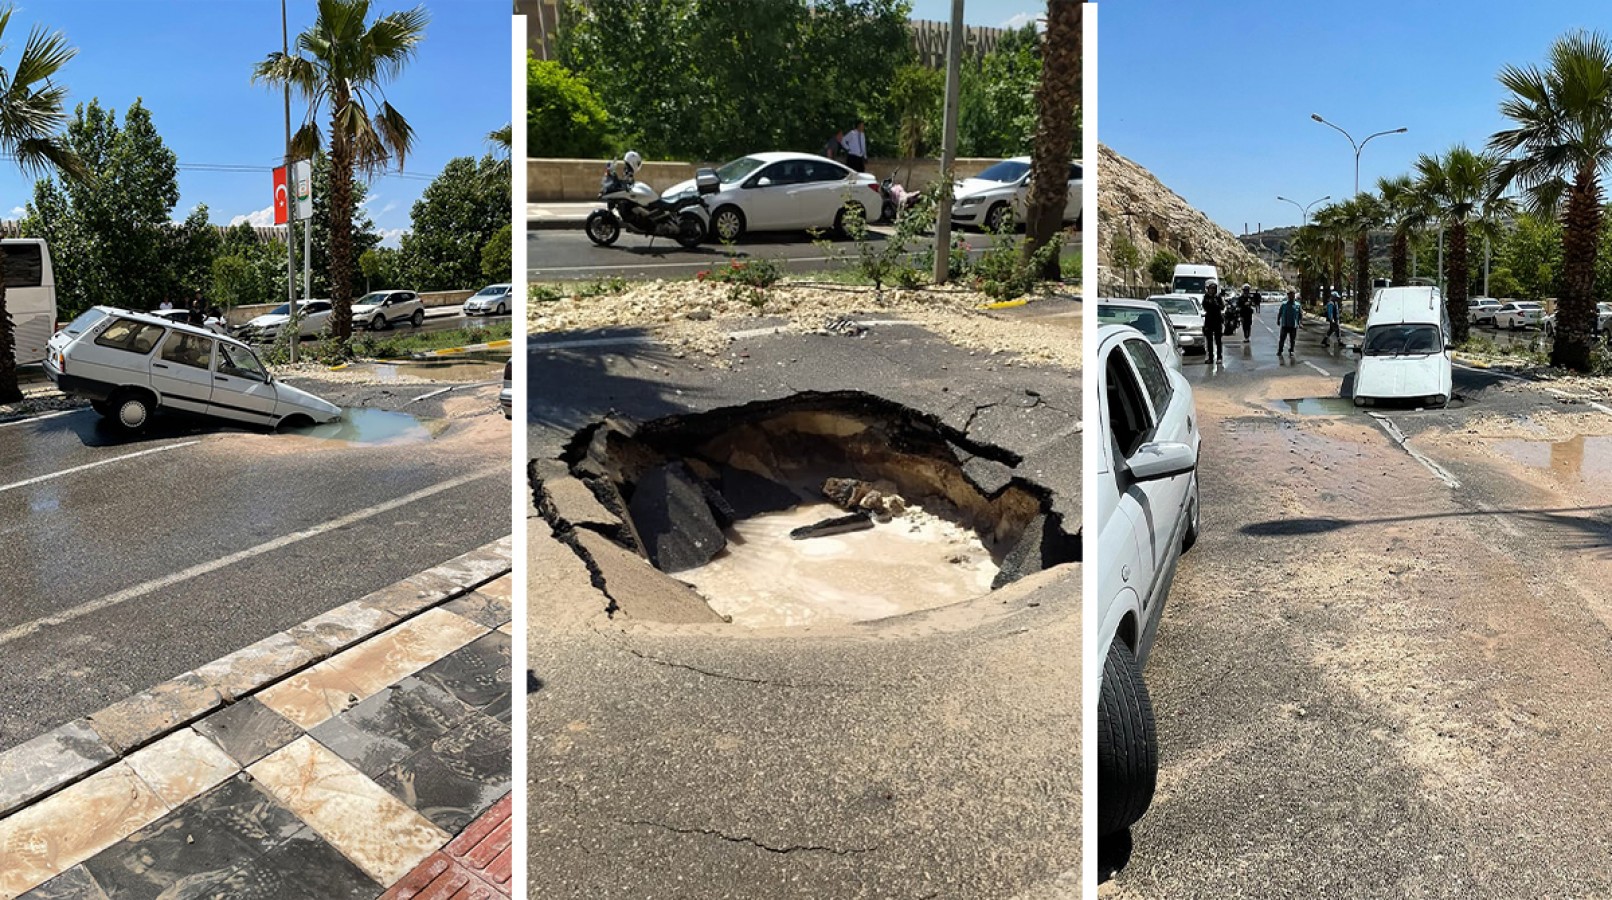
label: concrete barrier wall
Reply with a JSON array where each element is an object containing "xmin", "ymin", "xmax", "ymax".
[
  {"xmin": 528, "ymin": 157, "xmax": 1006, "ymax": 203},
  {"xmin": 225, "ymin": 289, "xmax": 476, "ymax": 327}
]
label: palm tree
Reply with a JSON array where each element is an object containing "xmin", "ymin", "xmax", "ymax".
[
  {"xmin": 1023, "ymin": 0, "xmax": 1079, "ymax": 279},
  {"xmin": 0, "ymin": 8, "xmax": 83, "ymax": 403},
  {"xmin": 254, "ymin": 0, "xmax": 427, "ymax": 346},
  {"xmin": 1311, "ymin": 202, "xmax": 1350, "ymax": 304},
  {"xmin": 1378, "ymin": 173, "xmax": 1432, "ymax": 286},
  {"xmin": 1331, "ymin": 193, "xmax": 1386, "ymax": 318},
  {"xmin": 1490, "ymin": 29, "xmax": 1612, "ymax": 371},
  {"xmin": 1414, "ymin": 145, "xmax": 1506, "ymax": 344},
  {"xmin": 1286, "ymin": 227, "xmax": 1328, "ymax": 305}
]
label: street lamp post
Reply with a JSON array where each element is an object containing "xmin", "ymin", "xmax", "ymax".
[
  {"xmin": 1276, "ymin": 194, "xmax": 1330, "ymax": 225},
  {"xmin": 1310, "ymin": 114, "xmax": 1407, "ymax": 197}
]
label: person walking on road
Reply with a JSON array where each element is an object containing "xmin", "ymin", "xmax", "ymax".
[
  {"xmin": 1202, "ymin": 279, "xmax": 1226, "ymax": 362},
  {"xmin": 841, "ymin": 121, "xmax": 868, "ymax": 173},
  {"xmin": 1237, "ymin": 283, "xmax": 1256, "ymax": 340},
  {"xmin": 1277, "ymin": 290, "xmax": 1304, "ymax": 355},
  {"xmin": 1322, "ymin": 291, "xmax": 1343, "ymax": 347},
  {"xmin": 822, "ymin": 129, "xmax": 843, "ymax": 161}
]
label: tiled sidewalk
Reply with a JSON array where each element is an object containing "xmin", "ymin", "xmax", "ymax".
[{"xmin": 2, "ymin": 573, "xmax": 513, "ymax": 899}]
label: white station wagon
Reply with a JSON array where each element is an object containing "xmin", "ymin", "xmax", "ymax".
[{"xmin": 45, "ymin": 307, "xmax": 342, "ymax": 431}]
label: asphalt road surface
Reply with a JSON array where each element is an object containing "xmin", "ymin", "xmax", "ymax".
[
  {"xmin": 528, "ymin": 225, "xmax": 1021, "ymax": 281},
  {"xmin": 1104, "ymin": 304, "xmax": 1612, "ymax": 897},
  {"xmin": 0, "ymin": 376, "xmax": 510, "ymax": 753},
  {"xmin": 529, "ymin": 305, "xmax": 1082, "ymax": 898}
]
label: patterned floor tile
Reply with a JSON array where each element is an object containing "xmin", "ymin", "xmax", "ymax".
[
  {"xmin": 205, "ymin": 827, "xmax": 380, "ymax": 900},
  {"xmin": 193, "ymin": 698, "xmax": 304, "ymax": 768},
  {"xmin": 310, "ymin": 678, "xmax": 477, "ymax": 779},
  {"xmin": 375, "ymin": 713, "xmax": 511, "ymax": 834},
  {"xmin": 0, "ymin": 763, "xmax": 169, "ymax": 897},
  {"xmin": 123, "ymin": 728, "xmax": 239, "ymax": 808}
]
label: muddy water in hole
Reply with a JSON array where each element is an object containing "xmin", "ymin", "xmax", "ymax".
[
  {"xmin": 1490, "ymin": 434, "xmax": 1612, "ymax": 483},
  {"xmin": 674, "ymin": 501, "xmax": 999, "ymax": 627}
]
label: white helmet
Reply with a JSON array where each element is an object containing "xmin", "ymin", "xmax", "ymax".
[{"xmin": 623, "ymin": 150, "xmax": 642, "ymax": 174}]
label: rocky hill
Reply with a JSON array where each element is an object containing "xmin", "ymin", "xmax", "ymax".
[{"xmin": 1097, "ymin": 144, "xmax": 1284, "ymax": 293}]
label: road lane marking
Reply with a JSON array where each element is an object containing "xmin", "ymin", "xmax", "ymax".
[
  {"xmin": 1544, "ymin": 387, "xmax": 1612, "ymax": 417},
  {"xmin": 0, "ymin": 470, "xmax": 501, "ymax": 649},
  {"xmin": 1303, "ymin": 361, "xmax": 1331, "ymax": 376},
  {"xmin": 0, "ymin": 409, "xmax": 79, "ymax": 429},
  {"xmin": 1262, "ymin": 322, "xmax": 1275, "ymax": 334},
  {"xmin": 0, "ymin": 441, "xmax": 202, "ymax": 495},
  {"xmin": 1369, "ymin": 413, "xmax": 1460, "ymax": 489}
]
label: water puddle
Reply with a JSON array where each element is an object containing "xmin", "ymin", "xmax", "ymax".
[
  {"xmin": 1269, "ymin": 397, "xmax": 1359, "ymax": 416},
  {"xmin": 673, "ymin": 501, "xmax": 999, "ymax": 627},
  {"xmin": 284, "ymin": 407, "xmax": 447, "ymax": 444},
  {"xmin": 1490, "ymin": 435, "xmax": 1612, "ymax": 482},
  {"xmin": 347, "ymin": 356, "xmax": 506, "ymax": 383}
]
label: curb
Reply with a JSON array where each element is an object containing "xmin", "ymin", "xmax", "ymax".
[
  {"xmin": 528, "ymin": 216, "xmax": 586, "ymax": 230},
  {"xmin": 411, "ymin": 339, "xmax": 513, "ymax": 359},
  {"xmin": 0, "ymin": 535, "xmax": 513, "ymax": 823}
]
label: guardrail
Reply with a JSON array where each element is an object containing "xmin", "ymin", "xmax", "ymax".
[{"xmin": 224, "ymin": 289, "xmax": 475, "ymax": 326}]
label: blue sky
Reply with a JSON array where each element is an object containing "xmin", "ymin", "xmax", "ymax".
[
  {"xmin": 1100, "ymin": 1, "xmax": 1609, "ymax": 234},
  {"xmin": 908, "ymin": 0, "xmax": 1043, "ymax": 30},
  {"xmin": 0, "ymin": 1, "xmax": 511, "ymax": 245}
]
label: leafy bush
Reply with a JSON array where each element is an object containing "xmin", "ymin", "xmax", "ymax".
[
  {"xmin": 969, "ymin": 217, "xmax": 1067, "ymax": 301},
  {"xmin": 531, "ymin": 283, "xmax": 563, "ymax": 303},
  {"xmin": 1146, "ymin": 248, "xmax": 1180, "ymax": 286},
  {"xmin": 528, "ymin": 56, "xmax": 613, "ymax": 158},
  {"xmin": 481, "ymin": 223, "xmax": 513, "ymax": 282},
  {"xmin": 697, "ymin": 257, "xmax": 782, "ymax": 288}
]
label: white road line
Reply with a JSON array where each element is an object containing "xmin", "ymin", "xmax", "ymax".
[
  {"xmin": 0, "ymin": 409, "xmax": 77, "ymax": 429},
  {"xmin": 1262, "ymin": 322, "xmax": 1275, "ymax": 334},
  {"xmin": 1544, "ymin": 386, "xmax": 1612, "ymax": 417},
  {"xmin": 1303, "ymin": 361, "xmax": 1331, "ymax": 376},
  {"xmin": 0, "ymin": 440, "xmax": 201, "ymax": 495},
  {"xmin": 0, "ymin": 470, "xmax": 500, "ymax": 649},
  {"xmin": 1369, "ymin": 413, "xmax": 1461, "ymax": 489}
]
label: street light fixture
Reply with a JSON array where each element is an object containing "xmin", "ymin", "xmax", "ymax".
[
  {"xmin": 1310, "ymin": 113, "xmax": 1407, "ymax": 197},
  {"xmin": 1277, "ymin": 194, "xmax": 1330, "ymax": 225}
]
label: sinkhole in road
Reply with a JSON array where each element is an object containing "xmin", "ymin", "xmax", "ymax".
[
  {"xmin": 284, "ymin": 407, "xmax": 447, "ymax": 444},
  {"xmin": 536, "ymin": 391, "xmax": 1079, "ymax": 627}
]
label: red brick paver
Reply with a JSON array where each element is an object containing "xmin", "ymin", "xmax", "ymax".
[{"xmin": 382, "ymin": 794, "xmax": 512, "ymax": 899}]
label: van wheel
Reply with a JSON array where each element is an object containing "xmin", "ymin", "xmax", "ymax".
[
  {"xmin": 1098, "ymin": 640, "xmax": 1158, "ymax": 836},
  {"xmin": 110, "ymin": 391, "xmax": 154, "ymax": 432}
]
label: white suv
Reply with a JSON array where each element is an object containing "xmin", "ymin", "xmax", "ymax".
[
  {"xmin": 45, "ymin": 307, "xmax": 342, "ymax": 432},
  {"xmin": 1096, "ymin": 323, "xmax": 1201, "ymax": 852},
  {"xmin": 352, "ymin": 289, "xmax": 425, "ymax": 330}
]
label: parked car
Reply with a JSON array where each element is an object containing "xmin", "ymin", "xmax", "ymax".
[
  {"xmin": 1099, "ymin": 298, "xmax": 1183, "ymax": 371},
  {"xmin": 1146, "ymin": 293, "xmax": 1207, "ymax": 356},
  {"xmin": 1096, "ymin": 322, "xmax": 1201, "ymax": 848},
  {"xmin": 950, "ymin": 156, "xmax": 1083, "ymax": 232},
  {"xmin": 237, "ymin": 299, "xmax": 334, "ymax": 343},
  {"xmin": 500, "ymin": 359, "xmax": 512, "ymax": 420},
  {"xmin": 352, "ymin": 289, "xmax": 424, "ymax": 330},
  {"xmin": 44, "ymin": 306, "xmax": 341, "ymax": 432},
  {"xmin": 1467, "ymin": 298, "xmax": 1501, "ymax": 326},
  {"xmin": 1493, "ymin": 301, "xmax": 1543, "ymax": 330},
  {"xmin": 463, "ymin": 284, "xmax": 512, "ymax": 317},
  {"xmin": 1353, "ymin": 286, "xmax": 1452, "ymax": 408},
  {"xmin": 660, "ymin": 152, "xmax": 880, "ymax": 243}
]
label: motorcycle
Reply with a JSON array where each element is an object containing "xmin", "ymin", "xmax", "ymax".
[
  {"xmin": 877, "ymin": 172, "xmax": 923, "ymax": 224},
  {"xmin": 584, "ymin": 161, "xmax": 717, "ymax": 249}
]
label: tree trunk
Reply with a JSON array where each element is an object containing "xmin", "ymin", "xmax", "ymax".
[
  {"xmin": 1554, "ymin": 167, "xmax": 1601, "ymax": 372},
  {"xmin": 1390, "ymin": 230, "xmax": 1409, "ymax": 285},
  {"xmin": 1353, "ymin": 231, "xmax": 1370, "ymax": 319},
  {"xmin": 1447, "ymin": 220, "xmax": 1471, "ymax": 345},
  {"xmin": 0, "ymin": 250, "xmax": 16, "ymax": 404},
  {"xmin": 329, "ymin": 105, "xmax": 355, "ymax": 345},
  {"xmin": 1022, "ymin": 0, "xmax": 1079, "ymax": 281}
]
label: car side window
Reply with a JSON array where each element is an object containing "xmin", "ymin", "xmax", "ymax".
[
  {"xmin": 160, "ymin": 331, "xmax": 214, "ymax": 370},
  {"xmin": 1124, "ymin": 338, "xmax": 1174, "ymax": 414},
  {"xmin": 805, "ymin": 161, "xmax": 846, "ymax": 182},
  {"xmin": 1106, "ymin": 345, "xmax": 1155, "ymax": 459},
  {"xmin": 94, "ymin": 319, "xmax": 166, "ymax": 355},
  {"xmin": 217, "ymin": 342, "xmax": 268, "ymax": 383}
]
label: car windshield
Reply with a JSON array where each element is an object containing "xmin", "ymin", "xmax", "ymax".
[
  {"xmin": 64, "ymin": 308, "xmax": 107, "ymax": 335},
  {"xmin": 1098, "ymin": 305, "xmax": 1166, "ymax": 343},
  {"xmin": 1363, "ymin": 323, "xmax": 1443, "ymax": 355},
  {"xmin": 354, "ymin": 292, "xmax": 387, "ymax": 306},
  {"xmin": 1172, "ymin": 276, "xmax": 1211, "ymax": 294},
  {"xmin": 1151, "ymin": 297, "xmax": 1199, "ymax": 316},
  {"xmin": 474, "ymin": 286, "xmax": 508, "ymax": 297},
  {"xmin": 715, "ymin": 156, "xmax": 766, "ymax": 184},
  {"xmin": 973, "ymin": 160, "xmax": 1030, "ymax": 183}
]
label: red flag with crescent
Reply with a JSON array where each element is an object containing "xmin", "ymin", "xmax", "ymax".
[{"xmin": 273, "ymin": 166, "xmax": 288, "ymax": 225}]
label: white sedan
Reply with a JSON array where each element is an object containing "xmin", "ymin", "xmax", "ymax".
[
  {"xmin": 951, "ymin": 156, "xmax": 1083, "ymax": 232},
  {"xmin": 1494, "ymin": 301, "xmax": 1543, "ymax": 330},
  {"xmin": 463, "ymin": 283, "xmax": 512, "ymax": 317},
  {"xmin": 662, "ymin": 152, "xmax": 881, "ymax": 243},
  {"xmin": 1098, "ymin": 298, "xmax": 1183, "ymax": 372},
  {"xmin": 237, "ymin": 299, "xmax": 334, "ymax": 343},
  {"xmin": 1096, "ymin": 322, "xmax": 1201, "ymax": 845}
]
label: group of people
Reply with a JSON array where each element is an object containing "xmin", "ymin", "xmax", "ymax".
[
  {"xmin": 1199, "ymin": 280, "xmax": 1341, "ymax": 361},
  {"xmin": 821, "ymin": 121, "xmax": 868, "ymax": 172}
]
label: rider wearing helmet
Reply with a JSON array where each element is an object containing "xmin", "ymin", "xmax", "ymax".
[
  {"xmin": 623, "ymin": 150, "xmax": 643, "ymax": 180},
  {"xmin": 1201, "ymin": 279, "xmax": 1226, "ymax": 362},
  {"xmin": 1237, "ymin": 283, "xmax": 1256, "ymax": 340}
]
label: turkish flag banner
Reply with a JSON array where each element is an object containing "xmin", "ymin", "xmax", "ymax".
[{"xmin": 273, "ymin": 166, "xmax": 288, "ymax": 225}]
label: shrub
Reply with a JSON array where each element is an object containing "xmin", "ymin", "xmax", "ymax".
[{"xmin": 528, "ymin": 57, "xmax": 613, "ymax": 158}]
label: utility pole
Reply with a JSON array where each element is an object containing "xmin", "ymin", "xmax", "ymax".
[
  {"xmin": 931, "ymin": 0, "xmax": 963, "ymax": 285},
  {"xmin": 282, "ymin": 0, "xmax": 300, "ymax": 363}
]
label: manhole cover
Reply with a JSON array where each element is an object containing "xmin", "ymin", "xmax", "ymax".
[{"xmin": 535, "ymin": 391, "xmax": 1078, "ymax": 628}]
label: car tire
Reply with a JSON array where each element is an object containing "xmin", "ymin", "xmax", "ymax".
[
  {"xmin": 90, "ymin": 399, "xmax": 112, "ymax": 417},
  {"xmin": 1182, "ymin": 477, "xmax": 1201, "ymax": 553},
  {"xmin": 984, "ymin": 201, "xmax": 1010, "ymax": 233},
  {"xmin": 495, "ymin": 302, "xmax": 506, "ymax": 316},
  {"xmin": 372, "ymin": 314, "xmax": 387, "ymax": 331},
  {"xmin": 109, "ymin": 390, "xmax": 154, "ymax": 432},
  {"xmin": 709, "ymin": 205, "xmax": 746, "ymax": 243},
  {"xmin": 410, "ymin": 309, "xmax": 424, "ymax": 328},
  {"xmin": 832, "ymin": 206, "xmax": 854, "ymax": 240},
  {"xmin": 276, "ymin": 414, "xmax": 314, "ymax": 433},
  {"xmin": 1098, "ymin": 640, "xmax": 1158, "ymax": 837}
]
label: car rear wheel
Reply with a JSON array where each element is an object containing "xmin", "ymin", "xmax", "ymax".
[
  {"xmin": 110, "ymin": 390, "xmax": 154, "ymax": 432},
  {"xmin": 1098, "ymin": 640, "xmax": 1158, "ymax": 837},
  {"xmin": 410, "ymin": 309, "xmax": 424, "ymax": 328},
  {"xmin": 372, "ymin": 314, "xmax": 387, "ymax": 331},
  {"xmin": 1182, "ymin": 477, "xmax": 1201, "ymax": 552}
]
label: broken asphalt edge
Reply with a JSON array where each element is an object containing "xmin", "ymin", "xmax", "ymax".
[{"xmin": 0, "ymin": 534, "xmax": 513, "ymax": 822}]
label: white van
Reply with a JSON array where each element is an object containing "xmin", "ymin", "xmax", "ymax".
[
  {"xmin": 45, "ymin": 307, "xmax": 342, "ymax": 431},
  {"xmin": 1170, "ymin": 263, "xmax": 1219, "ymax": 297},
  {"xmin": 6, "ymin": 238, "xmax": 55, "ymax": 367},
  {"xmin": 1352, "ymin": 286, "xmax": 1453, "ymax": 408}
]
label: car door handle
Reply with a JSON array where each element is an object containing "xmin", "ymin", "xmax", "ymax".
[
  {"xmin": 215, "ymin": 375, "xmax": 229, "ymax": 382},
  {"xmin": 152, "ymin": 362, "xmax": 169, "ymax": 369}
]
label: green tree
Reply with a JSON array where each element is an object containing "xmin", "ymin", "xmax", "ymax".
[
  {"xmin": 397, "ymin": 154, "xmax": 510, "ymax": 291},
  {"xmin": 1023, "ymin": 0, "xmax": 1078, "ymax": 280},
  {"xmin": 211, "ymin": 254, "xmax": 258, "ymax": 311},
  {"xmin": 24, "ymin": 99, "xmax": 180, "ymax": 318},
  {"xmin": 957, "ymin": 23, "xmax": 1040, "ymax": 157},
  {"xmin": 1110, "ymin": 235, "xmax": 1141, "ymax": 287},
  {"xmin": 215, "ymin": 222, "xmax": 291, "ymax": 308},
  {"xmin": 358, "ymin": 247, "xmax": 382, "ymax": 292},
  {"xmin": 886, "ymin": 64, "xmax": 942, "ymax": 181},
  {"xmin": 1332, "ymin": 193, "xmax": 1386, "ymax": 319},
  {"xmin": 1497, "ymin": 212, "xmax": 1562, "ymax": 302},
  {"xmin": 482, "ymin": 222, "xmax": 513, "ymax": 282},
  {"xmin": 1145, "ymin": 247, "xmax": 1178, "ymax": 286},
  {"xmin": 305, "ymin": 150, "xmax": 382, "ymax": 299},
  {"xmin": 1490, "ymin": 30, "xmax": 1612, "ymax": 371},
  {"xmin": 1415, "ymin": 145, "xmax": 1507, "ymax": 343},
  {"xmin": 528, "ymin": 57, "xmax": 612, "ymax": 157},
  {"xmin": 254, "ymin": 0, "xmax": 428, "ymax": 347},
  {"xmin": 1378, "ymin": 173, "xmax": 1430, "ymax": 286},
  {"xmin": 0, "ymin": 8, "xmax": 82, "ymax": 402}
]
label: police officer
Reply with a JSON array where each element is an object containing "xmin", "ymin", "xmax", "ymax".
[
  {"xmin": 1201, "ymin": 279, "xmax": 1226, "ymax": 362},
  {"xmin": 1237, "ymin": 283, "xmax": 1256, "ymax": 340}
]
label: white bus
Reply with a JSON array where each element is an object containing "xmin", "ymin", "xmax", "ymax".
[{"xmin": 6, "ymin": 238, "xmax": 54, "ymax": 367}]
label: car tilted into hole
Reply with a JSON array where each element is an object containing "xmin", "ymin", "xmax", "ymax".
[{"xmin": 44, "ymin": 306, "xmax": 342, "ymax": 432}]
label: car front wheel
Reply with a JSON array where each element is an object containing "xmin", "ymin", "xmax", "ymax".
[
  {"xmin": 709, "ymin": 205, "xmax": 746, "ymax": 243},
  {"xmin": 372, "ymin": 314, "xmax": 387, "ymax": 331},
  {"xmin": 1098, "ymin": 640, "xmax": 1159, "ymax": 837}
]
